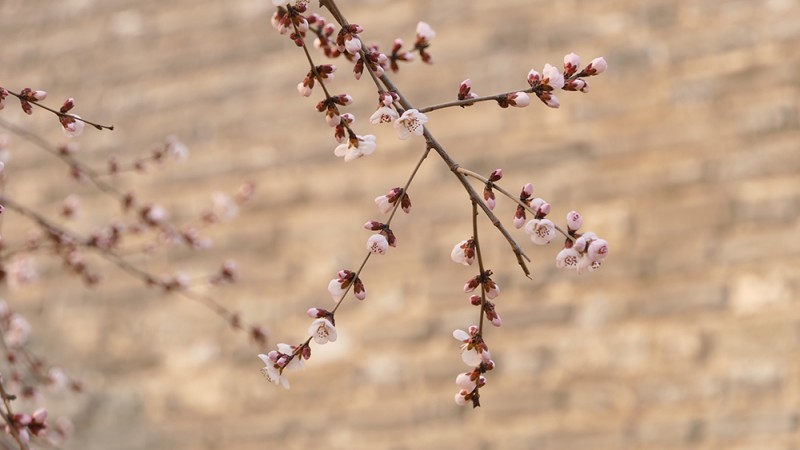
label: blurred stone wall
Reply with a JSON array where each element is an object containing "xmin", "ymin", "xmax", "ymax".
[{"xmin": 0, "ymin": 0, "xmax": 799, "ymax": 449}]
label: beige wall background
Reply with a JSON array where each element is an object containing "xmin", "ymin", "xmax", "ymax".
[{"xmin": 1, "ymin": 0, "xmax": 799, "ymax": 449}]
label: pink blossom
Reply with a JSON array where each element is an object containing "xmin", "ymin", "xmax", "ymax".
[
  {"xmin": 4, "ymin": 314, "xmax": 31, "ymax": 348},
  {"xmin": 560, "ymin": 250, "xmax": 581, "ymax": 272},
  {"xmin": 344, "ymin": 35, "xmax": 362, "ymax": 55},
  {"xmin": 524, "ymin": 218, "xmax": 556, "ymax": 245},
  {"xmin": 587, "ymin": 238, "xmax": 609, "ymax": 262},
  {"xmin": 416, "ymin": 21, "xmax": 436, "ymax": 41},
  {"xmin": 566, "ymin": 210, "xmax": 583, "ymax": 230},
  {"xmin": 513, "ymin": 211, "xmax": 526, "ymax": 229},
  {"xmin": 366, "ymin": 234, "xmax": 389, "ymax": 254}
]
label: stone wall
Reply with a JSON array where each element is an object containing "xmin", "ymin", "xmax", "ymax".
[{"xmin": 0, "ymin": 0, "xmax": 799, "ymax": 448}]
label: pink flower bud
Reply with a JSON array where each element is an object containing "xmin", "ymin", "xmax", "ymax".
[
  {"xmin": 566, "ymin": 210, "xmax": 583, "ymax": 230},
  {"xmin": 297, "ymin": 82, "xmax": 313, "ymax": 97},
  {"xmin": 364, "ymin": 220, "xmax": 382, "ymax": 230},
  {"xmin": 585, "ymin": 57, "xmax": 608, "ymax": 75},
  {"xmin": 60, "ymin": 98, "xmax": 75, "ymax": 113},
  {"xmin": 344, "ymin": 35, "xmax": 362, "ymax": 55},
  {"xmin": 563, "ymin": 52, "xmax": 581, "ymax": 75},
  {"xmin": 31, "ymin": 408, "xmax": 47, "ymax": 423},
  {"xmin": 307, "ymin": 308, "xmax": 325, "ymax": 318},
  {"xmin": 510, "ymin": 92, "xmax": 530, "ymax": 107},
  {"xmin": 527, "ymin": 69, "xmax": 541, "ymax": 87},
  {"xmin": 336, "ymin": 94, "xmax": 353, "ymax": 105},
  {"xmin": 588, "ymin": 238, "xmax": 609, "ymax": 262}
]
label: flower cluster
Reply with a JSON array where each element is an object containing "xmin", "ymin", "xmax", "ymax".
[
  {"xmin": 264, "ymin": 0, "xmax": 609, "ymax": 408},
  {"xmin": 258, "ymin": 342, "xmax": 308, "ymax": 389},
  {"xmin": 5, "ymin": 407, "xmax": 48, "ymax": 445},
  {"xmin": 272, "ymin": 3, "xmax": 437, "ymax": 164},
  {"xmin": 453, "ymin": 326, "xmax": 494, "ymax": 407},
  {"xmin": 556, "ymin": 211, "xmax": 609, "ymax": 274}
]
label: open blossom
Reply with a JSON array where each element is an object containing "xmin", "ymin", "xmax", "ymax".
[
  {"xmin": 369, "ymin": 105, "xmax": 399, "ymax": 124},
  {"xmin": 366, "ymin": 233, "xmax": 389, "ymax": 254},
  {"xmin": 453, "ymin": 328, "xmax": 491, "ymax": 367},
  {"xmin": 558, "ymin": 232, "xmax": 609, "ymax": 274},
  {"xmin": 416, "ymin": 21, "xmax": 436, "ymax": 41},
  {"xmin": 393, "ymin": 109, "xmax": 428, "ymax": 140},
  {"xmin": 556, "ymin": 247, "xmax": 580, "ymax": 270},
  {"xmin": 334, "ymin": 134, "xmax": 376, "ymax": 162},
  {"xmin": 542, "ymin": 64, "xmax": 565, "ymax": 90},
  {"xmin": 258, "ymin": 346, "xmax": 300, "ymax": 389},
  {"xmin": 309, "ymin": 318, "xmax": 337, "ymax": 344},
  {"xmin": 524, "ymin": 218, "xmax": 556, "ymax": 245}
]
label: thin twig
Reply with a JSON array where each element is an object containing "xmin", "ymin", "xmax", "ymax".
[
  {"xmin": 457, "ymin": 167, "xmax": 573, "ymax": 241},
  {"xmin": 5, "ymin": 90, "xmax": 113, "ymax": 131},
  {"xmin": 0, "ymin": 196, "xmax": 245, "ymax": 332},
  {"xmin": 320, "ymin": 0, "xmax": 531, "ymax": 276}
]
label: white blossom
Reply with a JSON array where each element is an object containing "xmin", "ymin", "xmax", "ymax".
[
  {"xmin": 308, "ymin": 318, "xmax": 337, "ymax": 344},
  {"xmin": 393, "ymin": 109, "xmax": 428, "ymax": 140}
]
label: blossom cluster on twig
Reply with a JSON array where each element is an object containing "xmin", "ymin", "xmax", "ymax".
[
  {"xmin": 260, "ymin": 0, "xmax": 610, "ymax": 407},
  {"xmin": 0, "ymin": 79, "xmax": 267, "ymax": 447}
]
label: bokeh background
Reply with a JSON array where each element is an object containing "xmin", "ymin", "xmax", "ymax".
[{"xmin": 1, "ymin": 0, "xmax": 799, "ymax": 448}]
